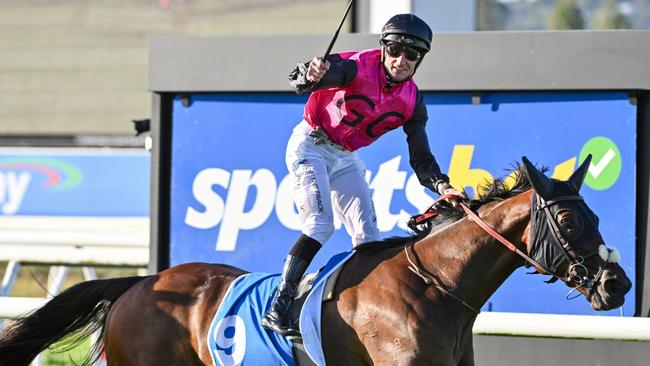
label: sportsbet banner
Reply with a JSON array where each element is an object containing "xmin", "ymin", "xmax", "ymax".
[
  {"xmin": 0, "ymin": 149, "xmax": 150, "ymax": 217},
  {"xmin": 170, "ymin": 92, "xmax": 636, "ymax": 316}
]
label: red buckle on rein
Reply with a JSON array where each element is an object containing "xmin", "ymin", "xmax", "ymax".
[{"xmin": 409, "ymin": 194, "xmax": 461, "ymax": 226}]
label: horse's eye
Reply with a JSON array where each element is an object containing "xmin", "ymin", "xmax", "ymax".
[
  {"xmin": 560, "ymin": 216, "xmax": 575, "ymax": 229},
  {"xmin": 557, "ymin": 210, "xmax": 582, "ymax": 236}
]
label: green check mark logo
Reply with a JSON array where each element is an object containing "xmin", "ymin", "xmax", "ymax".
[{"xmin": 579, "ymin": 137, "xmax": 622, "ymax": 190}]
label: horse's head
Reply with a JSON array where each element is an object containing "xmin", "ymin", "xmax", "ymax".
[{"xmin": 522, "ymin": 156, "xmax": 631, "ymax": 311}]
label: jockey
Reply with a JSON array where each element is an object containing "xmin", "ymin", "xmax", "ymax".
[{"xmin": 261, "ymin": 13, "xmax": 467, "ymax": 337}]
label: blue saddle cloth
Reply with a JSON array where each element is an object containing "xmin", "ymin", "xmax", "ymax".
[{"xmin": 207, "ymin": 251, "xmax": 353, "ymax": 366}]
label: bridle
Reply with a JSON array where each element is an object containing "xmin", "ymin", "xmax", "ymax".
[
  {"xmin": 405, "ymin": 191, "xmax": 614, "ymax": 314},
  {"xmin": 529, "ymin": 192, "xmax": 608, "ymax": 299}
]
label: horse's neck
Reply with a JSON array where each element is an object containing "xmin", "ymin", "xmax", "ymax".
[{"xmin": 417, "ymin": 190, "xmax": 533, "ymax": 312}]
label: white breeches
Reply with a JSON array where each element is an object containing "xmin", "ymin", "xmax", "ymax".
[{"xmin": 286, "ymin": 121, "xmax": 380, "ymax": 247}]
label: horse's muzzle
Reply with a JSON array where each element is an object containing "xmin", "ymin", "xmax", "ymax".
[{"xmin": 590, "ymin": 264, "xmax": 632, "ymax": 311}]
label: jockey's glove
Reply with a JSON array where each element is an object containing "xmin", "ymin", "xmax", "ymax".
[{"xmin": 434, "ymin": 180, "xmax": 453, "ymax": 195}]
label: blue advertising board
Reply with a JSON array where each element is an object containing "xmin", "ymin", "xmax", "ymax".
[
  {"xmin": 170, "ymin": 92, "xmax": 636, "ymax": 316},
  {"xmin": 0, "ymin": 149, "xmax": 150, "ymax": 217}
]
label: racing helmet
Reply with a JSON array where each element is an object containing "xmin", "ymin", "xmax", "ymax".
[{"xmin": 380, "ymin": 14, "xmax": 432, "ymax": 52}]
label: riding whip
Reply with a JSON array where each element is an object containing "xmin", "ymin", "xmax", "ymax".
[{"xmin": 322, "ymin": 0, "xmax": 354, "ymax": 59}]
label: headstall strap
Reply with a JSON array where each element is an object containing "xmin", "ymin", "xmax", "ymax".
[
  {"xmin": 537, "ymin": 194, "xmax": 583, "ymax": 257},
  {"xmin": 541, "ymin": 202, "xmax": 572, "ymax": 252},
  {"xmin": 535, "ymin": 193, "xmax": 608, "ymax": 299},
  {"xmin": 536, "ymin": 195, "xmax": 583, "ymax": 210}
]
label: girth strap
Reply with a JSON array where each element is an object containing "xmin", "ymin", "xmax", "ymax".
[{"xmin": 292, "ymin": 338, "xmax": 317, "ymax": 366}]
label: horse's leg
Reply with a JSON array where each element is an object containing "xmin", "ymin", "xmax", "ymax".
[{"xmin": 104, "ymin": 264, "xmax": 243, "ymax": 365}]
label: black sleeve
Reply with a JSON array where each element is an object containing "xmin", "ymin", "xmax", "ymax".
[
  {"xmin": 403, "ymin": 91, "xmax": 450, "ymax": 194},
  {"xmin": 288, "ymin": 54, "xmax": 357, "ymax": 95}
]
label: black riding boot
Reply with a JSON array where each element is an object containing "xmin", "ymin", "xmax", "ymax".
[
  {"xmin": 262, "ymin": 234, "xmax": 321, "ymax": 337},
  {"xmin": 261, "ymin": 254, "xmax": 310, "ymax": 336}
]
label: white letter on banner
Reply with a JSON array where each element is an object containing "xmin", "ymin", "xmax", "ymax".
[
  {"xmin": 213, "ymin": 315, "xmax": 246, "ymax": 366},
  {"xmin": 398, "ymin": 174, "xmax": 435, "ymax": 231},
  {"xmin": 405, "ymin": 173, "xmax": 435, "ymax": 212},
  {"xmin": 216, "ymin": 169, "xmax": 276, "ymax": 251},
  {"xmin": 185, "ymin": 168, "xmax": 228, "ymax": 229},
  {"xmin": 370, "ymin": 156, "xmax": 406, "ymax": 231},
  {"xmin": 2, "ymin": 172, "xmax": 31, "ymax": 215}
]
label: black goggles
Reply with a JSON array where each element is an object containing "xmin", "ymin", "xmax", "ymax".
[{"xmin": 383, "ymin": 42, "xmax": 423, "ymax": 62}]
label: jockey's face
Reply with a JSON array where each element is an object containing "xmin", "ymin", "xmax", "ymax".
[{"xmin": 382, "ymin": 42, "xmax": 422, "ymax": 82}]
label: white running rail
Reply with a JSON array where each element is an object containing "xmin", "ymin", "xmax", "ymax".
[
  {"xmin": 473, "ymin": 311, "xmax": 650, "ymax": 341},
  {"xmin": 0, "ymin": 216, "xmax": 149, "ymax": 266}
]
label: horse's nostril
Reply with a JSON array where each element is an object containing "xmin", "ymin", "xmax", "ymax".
[{"xmin": 604, "ymin": 279, "xmax": 625, "ymax": 295}]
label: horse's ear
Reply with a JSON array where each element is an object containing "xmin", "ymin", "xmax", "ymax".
[
  {"xmin": 568, "ymin": 154, "xmax": 592, "ymax": 192},
  {"xmin": 522, "ymin": 156, "xmax": 554, "ymax": 200}
]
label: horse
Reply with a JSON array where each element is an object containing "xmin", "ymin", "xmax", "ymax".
[{"xmin": 0, "ymin": 157, "xmax": 631, "ymax": 366}]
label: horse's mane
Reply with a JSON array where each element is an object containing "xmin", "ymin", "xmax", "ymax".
[{"xmin": 355, "ymin": 163, "xmax": 536, "ymax": 252}]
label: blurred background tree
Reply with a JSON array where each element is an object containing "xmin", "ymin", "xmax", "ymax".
[
  {"xmin": 487, "ymin": 0, "xmax": 647, "ymax": 31},
  {"xmin": 594, "ymin": 0, "xmax": 632, "ymax": 28},
  {"xmin": 548, "ymin": 0, "xmax": 585, "ymax": 29}
]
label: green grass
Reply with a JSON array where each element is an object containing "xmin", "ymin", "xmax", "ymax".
[{"xmin": 42, "ymin": 337, "xmax": 93, "ymax": 366}]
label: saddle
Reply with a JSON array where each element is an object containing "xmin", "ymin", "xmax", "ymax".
[
  {"xmin": 207, "ymin": 251, "xmax": 353, "ymax": 366},
  {"xmin": 290, "ymin": 265, "xmax": 345, "ymax": 366},
  {"xmin": 293, "ymin": 264, "xmax": 344, "ymax": 326}
]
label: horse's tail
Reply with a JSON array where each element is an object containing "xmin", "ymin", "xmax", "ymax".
[{"xmin": 0, "ymin": 275, "xmax": 148, "ymax": 366}]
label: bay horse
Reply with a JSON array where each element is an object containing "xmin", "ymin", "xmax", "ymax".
[{"xmin": 0, "ymin": 157, "xmax": 631, "ymax": 366}]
